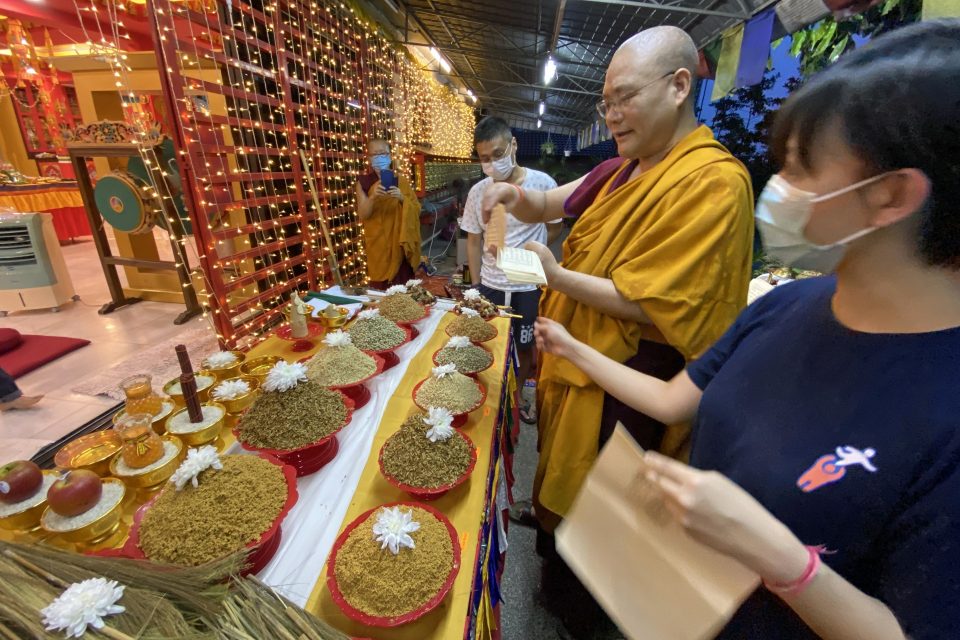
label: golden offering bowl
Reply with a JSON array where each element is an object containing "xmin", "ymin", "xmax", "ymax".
[
  {"xmin": 54, "ymin": 431, "xmax": 122, "ymax": 477},
  {"xmin": 317, "ymin": 306, "xmax": 349, "ymax": 329},
  {"xmin": 0, "ymin": 471, "xmax": 59, "ymax": 532},
  {"xmin": 112, "ymin": 399, "xmax": 176, "ymax": 435},
  {"xmin": 109, "ymin": 435, "xmax": 184, "ymax": 490},
  {"xmin": 163, "ymin": 370, "xmax": 216, "ymax": 409},
  {"xmin": 211, "ymin": 377, "xmax": 260, "ymax": 414},
  {"xmin": 41, "ymin": 478, "xmax": 126, "ymax": 544},
  {"xmin": 202, "ymin": 350, "xmax": 246, "ymax": 382},
  {"xmin": 240, "ymin": 356, "xmax": 283, "ymax": 384},
  {"xmin": 165, "ymin": 402, "xmax": 227, "ymax": 447}
]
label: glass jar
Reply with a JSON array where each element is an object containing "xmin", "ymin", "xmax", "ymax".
[
  {"xmin": 115, "ymin": 413, "xmax": 164, "ymax": 469},
  {"xmin": 120, "ymin": 374, "xmax": 164, "ymax": 417}
]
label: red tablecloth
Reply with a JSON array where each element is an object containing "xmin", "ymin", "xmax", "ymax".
[{"xmin": 0, "ymin": 182, "xmax": 91, "ymax": 242}]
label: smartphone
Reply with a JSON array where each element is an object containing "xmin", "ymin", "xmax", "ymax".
[{"xmin": 379, "ymin": 169, "xmax": 397, "ymax": 190}]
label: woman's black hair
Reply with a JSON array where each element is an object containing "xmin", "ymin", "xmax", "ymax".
[{"xmin": 771, "ymin": 19, "xmax": 960, "ymax": 269}]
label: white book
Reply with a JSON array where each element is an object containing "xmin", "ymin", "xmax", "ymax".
[{"xmin": 496, "ymin": 246, "xmax": 547, "ymax": 286}]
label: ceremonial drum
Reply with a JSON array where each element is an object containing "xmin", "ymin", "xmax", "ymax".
[{"xmin": 93, "ymin": 170, "xmax": 158, "ymax": 234}]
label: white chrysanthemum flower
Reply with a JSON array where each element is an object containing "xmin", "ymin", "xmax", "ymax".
[
  {"xmin": 406, "ymin": 279, "xmax": 422, "ymax": 288},
  {"xmin": 264, "ymin": 361, "xmax": 307, "ymax": 392},
  {"xmin": 424, "ymin": 406, "xmax": 455, "ymax": 442},
  {"xmin": 459, "ymin": 307, "xmax": 480, "ymax": 318},
  {"xmin": 358, "ymin": 308, "xmax": 380, "ymax": 320},
  {"xmin": 323, "ymin": 330, "xmax": 353, "ymax": 348},
  {"xmin": 205, "ymin": 350, "xmax": 238, "ymax": 369},
  {"xmin": 41, "ymin": 578, "xmax": 125, "ymax": 638},
  {"xmin": 432, "ymin": 363, "xmax": 457, "ymax": 379},
  {"xmin": 385, "ymin": 284, "xmax": 408, "ymax": 296},
  {"xmin": 212, "ymin": 378, "xmax": 251, "ymax": 401},
  {"xmin": 372, "ymin": 506, "xmax": 420, "ymax": 555},
  {"xmin": 446, "ymin": 336, "xmax": 472, "ymax": 350},
  {"xmin": 169, "ymin": 445, "xmax": 223, "ymax": 491},
  {"xmin": 462, "ymin": 288, "xmax": 481, "ymax": 301}
]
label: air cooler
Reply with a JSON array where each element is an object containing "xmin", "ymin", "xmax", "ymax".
[{"xmin": 0, "ymin": 212, "xmax": 77, "ymax": 315}]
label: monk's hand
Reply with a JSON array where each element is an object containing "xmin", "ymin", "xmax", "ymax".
[
  {"xmin": 641, "ymin": 451, "xmax": 808, "ymax": 585},
  {"xmin": 387, "ymin": 186, "xmax": 403, "ymax": 202},
  {"xmin": 373, "ymin": 182, "xmax": 387, "ymax": 198},
  {"xmin": 523, "ymin": 241, "xmax": 559, "ymax": 284},
  {"xmin": 534, "ymin": 317, "xmax": 578, "ymax": 360},
  {"xmin": 480, "ymin": 181, "xmax": 520, "ymax": 224}
]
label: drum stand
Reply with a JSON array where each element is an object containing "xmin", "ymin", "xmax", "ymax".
[{"xmin": 68, "ymin": 139, "xmax": 202, "ymax": 324}]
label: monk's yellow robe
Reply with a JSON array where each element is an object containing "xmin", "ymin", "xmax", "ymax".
[
  {"xmin": 535, "ymin": 126, "xmax": 754, "ymax": 525},
  {"xmin": 363, "ymin": 175, "xmax": 421, "ymax": 283}
]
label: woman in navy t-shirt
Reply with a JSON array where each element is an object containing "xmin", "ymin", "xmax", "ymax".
[{"xmin": 535, "ymin": 20, "xmax": 960, "ymax": 640}]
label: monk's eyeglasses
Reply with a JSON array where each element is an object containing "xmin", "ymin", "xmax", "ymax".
[{"xmin": 596, "ymin": 71, "xmax": 676, "ymax": 118}]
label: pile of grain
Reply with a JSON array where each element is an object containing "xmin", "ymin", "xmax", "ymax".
[
  {"xmin": 415, "ymin": 372, "xmax": 482, "ymax": 414},
  {"xmin": 446, "ymin": 315, "xmax": 497, "ymax": 342},
  {"xmin": 237, "ymin": 382, "xmax": 347, "ymax": 450},
  {"xmin": 434, "ymin": 344, "xmax": 493, "ymax": 374},
  {"xmin": 139, "ymin": 455, "xmax": 287, "ymax": 566},
  {"xmin": 378, "ymin": 294, "xmax": 426, "ymax": 324},
  {"xmin": 334, "ymin": 506, "xmax": 453, "ymax": 618},
  {"xmin": 348, "ymin": 315, "xmax": 406, "ymax": 351},
  {"xmin": 307, "ymin": 344, "xmax": 377, "ymax": 386},
  {"xmin": 381, "ymin": 413, "xmax": 473, "ymax": 488}
]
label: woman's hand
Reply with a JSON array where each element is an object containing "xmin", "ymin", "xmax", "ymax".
[
  {"xmin": 387, "ymin": 186, "xmax": 403, "ymax": 201},
  {"xmin": 642, "ymin": 451, "xmax": 809, "ymax": 585},
  {"xmin": 534, "ymin": 317, "xmax": 581, "ymax": 360}
]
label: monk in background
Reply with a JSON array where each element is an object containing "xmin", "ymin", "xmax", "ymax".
[
  {"xmin": 482, "ymin": 27, "xmax": 754, "ymax": 546},
  {"xmin": 356, "ymin": 139, "xmax": 422, "ymax": 288}
]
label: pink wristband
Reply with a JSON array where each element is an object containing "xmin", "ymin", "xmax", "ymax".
[{"xmin": 763, "ymin": 545, "xmax": 825, "ymax": 597}]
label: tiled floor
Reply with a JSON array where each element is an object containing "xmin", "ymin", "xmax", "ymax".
[{"xmin": 0, "ymin": 231, "xmax": 212, "ymax": 461}]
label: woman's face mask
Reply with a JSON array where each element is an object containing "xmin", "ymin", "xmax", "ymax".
[{"xmin": 755, "ymin": 173, "xmax": 888, "ymax": 273}]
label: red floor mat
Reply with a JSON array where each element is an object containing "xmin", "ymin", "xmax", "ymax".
[{"xmin": 0, "ymin": 334, "xmax": 90, "ymax": 379}]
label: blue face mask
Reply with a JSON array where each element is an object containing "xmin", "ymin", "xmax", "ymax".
[{"xmin": 371, "ymin": 154, "xmax": 391, "ymax": 171}]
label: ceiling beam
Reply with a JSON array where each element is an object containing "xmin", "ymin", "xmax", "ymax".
[
  {"xmin": 578, "ymin": 0, "xmax": 749, "ymax": 20},
  {"xmin": 487, "ymin": 108, "xmax": 581, "ymax": 126},
  {"xmin": 473, "ymin": 94, "xmax": 586, "ymax": 117},
  {"xmin": 421, "ymin": 0, "xmax": 488, "ymax": 94},
  {"xmin": 436, "ymin": 74, "xmax": 599, "ymax": 96}
]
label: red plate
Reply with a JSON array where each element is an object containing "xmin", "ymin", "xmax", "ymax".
[
  {"xmin": 327, "ymin": 501, "xmax": 461, "ymax": 628},
  {"xmin": 275, "ymin": 322, "xmax": 324, "ymax": 341},
  {"xmin": 359, "ymin": 324, "xmax": 412, "ymax": 371},
  {"xmin": 234, "ymin": 390, "xmax": 355, "ymax": 476},
  {"xmin": 444, "ymin": 321, "xmax": 498, "ymax": 344},
  {"xmin": 379, "ymin": 429, "xmax": 477, "ymax": 501},
  {"xmin": 411, "ymin": 377, "xmax": 487, "ymax": 429},
  {"xmin": 115, "ymin": 453, "xmax": 298, "ymax": 575},
  {"xmin": 431, "ymin": 344, "xmax": 495, "ymax": 377}
]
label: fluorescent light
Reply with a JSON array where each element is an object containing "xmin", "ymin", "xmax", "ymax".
[
  {"xmin": 543, "ymin": 57, "xmax": 557, "ymax": 85},
  {"xmin": 429, "ymin": 47, "xmax": 451, "ymax": 73},
  {"xmin": 537, "ymin": 119, "xmax": 542, "ymax": 129},
  {"xmin": 539, "ymin": 101, "xmax": 545, "ymax": 116}
]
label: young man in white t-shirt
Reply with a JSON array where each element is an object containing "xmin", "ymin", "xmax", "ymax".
[{"xmin": 461, "ymin": 117, "xmax": 560, "ymax": 423}]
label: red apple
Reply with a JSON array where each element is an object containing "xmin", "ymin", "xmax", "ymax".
[
  {"xmin": 47, "ymin": 470, "xmax": 102, "ymax": 517},
  {"xmin": 0, "ymin": 460, "xmax": 43, "ymax": 504}
]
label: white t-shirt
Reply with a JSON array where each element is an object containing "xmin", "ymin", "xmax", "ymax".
[{"xmin": 461, "ymin": 169, "xmax": 558, "ymax": 292}]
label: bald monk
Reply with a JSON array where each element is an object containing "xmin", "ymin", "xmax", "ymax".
[
  {"xmin": 356, "ymin": 139, "xmax": 422, "ymax": 288},
  {"xmin": 482, "ymin": 26, "xmax": 754, "ymax": 537}
]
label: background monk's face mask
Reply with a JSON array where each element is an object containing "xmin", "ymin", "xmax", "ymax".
[{"xmin": 755, "ymin": 173, "xmax": 884, "ymax": 273}]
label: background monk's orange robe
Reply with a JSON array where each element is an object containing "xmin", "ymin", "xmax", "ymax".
[
  {"xmin": 535, "ymin": 126, "xmax": 754, "ymax": 524},
  {"xmin": 363, "ymin": 176, "xmax": 421, "ymax": 283}
]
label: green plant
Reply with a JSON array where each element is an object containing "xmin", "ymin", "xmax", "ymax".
[{"xmin": 789, "ymin": 0, "xmax": 921, "ymax": 75}]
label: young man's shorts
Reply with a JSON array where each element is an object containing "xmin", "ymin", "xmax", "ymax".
[{"xmin": 477, "ymin": 285, "xmax": 541, "ymax": 351}]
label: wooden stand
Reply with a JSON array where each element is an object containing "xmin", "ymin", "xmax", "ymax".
[{"xmin": 66, "ymin": 135, "xmax": 201, "ymax": 324}]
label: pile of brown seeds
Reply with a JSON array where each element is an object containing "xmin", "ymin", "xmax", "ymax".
[
  {"xmin": 381, "ymin": 413, "xmax": 473, "ymax": 488},
  {"xmin": 408, "ymin": 284, "xmax": 436, "ymax": 305},
  {"xmin": 348, "ymin": 315, "xmax": 406, "ymax": 351},
  {"xmin": 307, "ymin": 344, "xmax": 377, "ymax": 386},
  {"xmin": 447, "ymin": 315, "xmax": 497, "ymax": 342},
  {"xmin": 435, "ymin": 344, "xmax": 494, "ymax": 374},
  {"xmin": 378, "ymin": 294, "xmax": 426, "ymax": 324},
  {"xmin": 237, "ymin": 381, "xmax": 347, "ymax": 450},
  {"xmin": 415, "ymin": 372, "xmax": 482, "ymax": 414},
  {"xmin": 334, "ymin": 506, "xmax": 454, "ymax": 618},
  {"xmin": 139, "ymin": 455, "xmax": 287, "ymax": 566}
]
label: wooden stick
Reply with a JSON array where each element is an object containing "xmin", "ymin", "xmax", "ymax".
[
  {"xmin": 2, "ymin": 549, "xmax": 69, "ymax": 588},
  {"xmin": 298, "ymin": 149, "xmax": 343, "ymax": 287}
]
